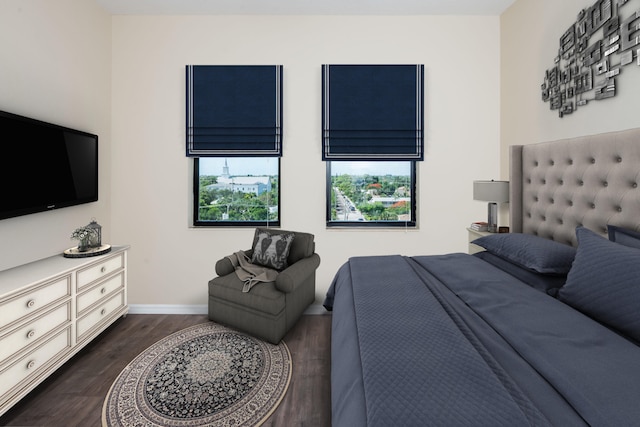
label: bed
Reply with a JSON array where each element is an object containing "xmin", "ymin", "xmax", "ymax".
[{"xmin": 323, "ymin": 128, "xmax": 640, "ymax": 426}]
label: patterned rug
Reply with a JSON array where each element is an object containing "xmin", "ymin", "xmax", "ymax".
[{"xmin": 102, "ymin": 322, "xmax": 291, "ymax": 426}]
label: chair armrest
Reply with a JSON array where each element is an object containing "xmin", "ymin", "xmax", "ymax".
[
  {"xmin": 276, "ymin": 253, "xmax": 321, "ymax": 293},
  {"xmin": 214, "ymin": 249, "xmax": 253, "ymax": 276}
]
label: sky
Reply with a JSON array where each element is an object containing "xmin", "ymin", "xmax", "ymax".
[
  {"xmin": 198, "ymin": 158, "xmax": 279, "ymax": 176},
  {"xmin": 198, "ymin": 158, "xmax": 409, "ymax": 176},
  {"xmin": 329, "ymin": 161, "xmax": 409, "ymax": 176}
]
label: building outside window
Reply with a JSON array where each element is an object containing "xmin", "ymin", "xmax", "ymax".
[
  {"xmin": 194, "ymin": 157, "xmax": 280, "ymax": 226},
  {"xmin": 327, "ymin": 161, "xmax": 416, "ymax": 227}
]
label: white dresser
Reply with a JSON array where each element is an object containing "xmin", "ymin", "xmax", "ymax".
[{"xmin": 0, "ymin": 246, "xmax": 129, "ymax": 416}]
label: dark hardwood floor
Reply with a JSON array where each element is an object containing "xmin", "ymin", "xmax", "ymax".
[{"xmin": 0, "ymin": 314, "xmax": 332, "ymax": 427}]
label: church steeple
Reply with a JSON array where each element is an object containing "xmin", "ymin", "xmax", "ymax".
[{"xmin": 222, "ymin": 158, "xmax": 230, "ymax": 178}]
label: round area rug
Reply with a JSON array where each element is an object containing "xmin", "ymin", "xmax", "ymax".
[{"xmin": 102, "ymin": 322, "xmax": 291, "ymax": 427}]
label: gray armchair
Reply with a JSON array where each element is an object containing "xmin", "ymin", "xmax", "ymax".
[{"xmin": 208, "ymin": 228, "xmax": 320, "ymax": 344}]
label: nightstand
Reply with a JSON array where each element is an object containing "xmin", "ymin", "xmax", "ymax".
[{"xmin": 467, "ymin": 228, "xmax": 492, "ymax": 254}]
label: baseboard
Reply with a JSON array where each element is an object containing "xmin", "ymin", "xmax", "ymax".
[
  {"xmin": 127, "ymin": 303, "xmax": 329, "ymax": 315},
  {"xmin": 303, "ymin": 303, "xmax": 330, "ymax": 315},
  {"xmin": 128, "ymin": 304, "xmax": 208, "ymax": 315}
]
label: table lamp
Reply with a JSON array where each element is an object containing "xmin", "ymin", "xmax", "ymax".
[{"xmin": 473, "ymin": 180, "xmax": 509, "ymax": 232}]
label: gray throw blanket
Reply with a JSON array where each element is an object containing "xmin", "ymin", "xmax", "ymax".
[{"xmin": 227, "ymin": 251, "xmax": 279, "ymax": 292}]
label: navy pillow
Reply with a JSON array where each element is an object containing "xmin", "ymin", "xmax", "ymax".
[
  {"xmin": 472, "ymin": 233, "xmax": 576, "ymax": 274},
  {"xmin": 558, "ymin": 227, "xmax": 640, "ymax": 342},
  {"xmin": 608, "ymin": 225, "xmax": 640, "ymax": 250}
]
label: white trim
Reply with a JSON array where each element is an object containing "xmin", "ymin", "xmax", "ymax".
[
  {"xmin": 304, "ymin": 303, "xmax": 331, "ymax": 315},
  {"xmin": 127, "ymin": 303, "xmax": 330, "ymax": 315}
]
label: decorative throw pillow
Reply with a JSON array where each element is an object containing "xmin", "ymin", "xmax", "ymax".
[
  {"xmin": 251, "ymin": 231, "xmax": 295, "ymax": 271},
  {"xmin": 558, "ymin": 227, "xmax": 640, "ymax": 342},
  {"xmin": 608, "ymin": 225, "xmax": 640, "ymax": 250},
  {"xmin": 472, "ymin": 233, "xmax": 576, "ymax": 274}
]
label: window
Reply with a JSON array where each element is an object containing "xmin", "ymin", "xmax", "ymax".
[
  {"xmin": 187, "ymin": 65, "xmax": 283, "ymax": 227},
  {"xmin": 194, "ymin": 157, "xmax": 280, "ymax": 227},
  {"xmin": 322, "ymin": 65, "xmax": 422, "ymax": 227},
  {"xmin": 327, "ymin": 161, "xmax": 416, "ymax": 227}
]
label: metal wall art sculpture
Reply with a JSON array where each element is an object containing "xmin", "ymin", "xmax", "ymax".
[{"xmin": 541, "ymin": 0, "xmax": 640, "ymax": 117}]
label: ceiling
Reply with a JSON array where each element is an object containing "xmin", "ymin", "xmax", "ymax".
[{"xmin": 95, "ymin": 0, "xmax": 517, "ymax": 16}]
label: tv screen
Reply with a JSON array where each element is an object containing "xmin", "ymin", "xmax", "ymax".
[{"xmin": 0, "ymin": 110, "xmax": 98, "ymax": 220}]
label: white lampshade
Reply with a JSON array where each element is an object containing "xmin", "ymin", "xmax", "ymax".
[{"xmin": 473, "ymin": 180, "xmax": 509, "ymax": 203}]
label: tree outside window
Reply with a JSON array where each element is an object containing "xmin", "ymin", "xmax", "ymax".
[
  {"xmin": 327, "ymin": 161, "xmax": 416, "ymax": 227},
  {"xmin": 194, "ymin": 157, "xmax": 280, "ymax": 226}
]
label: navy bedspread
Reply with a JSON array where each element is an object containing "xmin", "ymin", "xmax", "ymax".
[{"xmin": 324, "ymin": 254, "xmax": 640, "ymax": 427}]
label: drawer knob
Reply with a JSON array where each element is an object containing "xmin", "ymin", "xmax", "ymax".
[
  {"xmin": 26, "ymin": 360, "xmax": 36, "ymax": 370},
  {"xmin": 26, "ymin": 330, "xmax": 36, "ymax": 339},
  {"xmin": 101, "ymin": 287, "xmax": 107, "ymax": 294},
  {"xmin": 26, "ymin": 299, "xmax": 36, "ymax": 308},
  {"xmin": 101, "ymin": 266, "xmax": 106, "ymax": 273},
  {"xmin": 101, "ymin": 308, "xmax": 107, "ymax": 316}
]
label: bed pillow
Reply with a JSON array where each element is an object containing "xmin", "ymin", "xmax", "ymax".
[
  {"xmin": 558, "ymin": 227, "xmax": 640, "ymax": 342},
  {"xmin": 251, "ymin": 231, "xmax": 294, "ymax": 270},
  {"xmin": 608, "ymin": 225, "xmax": 640, "ymax": 250},
  {"xmin": 473, "ymin": 251, "xmax": 566, "ymax": 296},
  {"xmin": 472, "ymin": 233, "xmax": 576, "ymax": 274}
]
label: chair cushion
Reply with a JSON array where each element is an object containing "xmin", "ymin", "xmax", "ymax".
[
  {"xmin": 251, "ymin": 230, "xmax": 294, "ymax": 270},
  {"xmin": 253, "ymin": 228, "xmax": 315, "ymax": 265},
  {"xmin": 208, "ymin": 273, "xmax": 285, "ymax": 316}
]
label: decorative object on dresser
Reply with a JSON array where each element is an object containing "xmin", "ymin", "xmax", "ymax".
[
  {"xmin": 0, "ymin": 246, "xmax": 129, "ymax": 416},
  {"xmin": 473, "ymin": 180, "xmax": 509, "ymax": 232},
  {"xmin": 64, "ymin": 219, "xmax": 111, "ymax": 258},
  {"xmin": 85, "ymin": 219, "xmax": 102, "ymax": 248},
  {"xmin": 102, "ymin": 322, "xmax": 291, "ymax": 427},
  {"xmin": 70, "ymin": 225, "xmax": 97, "ymax": 251}
]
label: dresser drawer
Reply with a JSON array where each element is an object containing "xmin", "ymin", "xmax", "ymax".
[
  {"xmin": 76, "ymin": 273, "xmax": 125, "ymax": 316},
  {"xmin": 76, "ymin": 253, "xmax": 124, "ymax": 291},
  {"xmin": 76, "ymin": 291, "xmax": 125, "ymax": 343},
  {"xmin": 0, "ymin": 302, "xmax": 71, "ymax": 366},
  {"xmin": 0, "ymin": 327, "xmax": 71, "ymax": 405},
  {"xmin": 0, "ymin": 276, "xmax": 71, "ymax": 331}
]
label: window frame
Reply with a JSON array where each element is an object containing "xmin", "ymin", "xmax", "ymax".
[
  {"xmin": 326, "ymin": 161, "xmax": 417, "ymax": 228},
  {"xmin": 193, "ymin": 157, "xmax": 281, "ymax": 227}
]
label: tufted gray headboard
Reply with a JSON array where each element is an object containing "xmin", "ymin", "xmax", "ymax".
[{"xmin": 510, "ymin": 127, "xmax": 640, "ymax": 247}]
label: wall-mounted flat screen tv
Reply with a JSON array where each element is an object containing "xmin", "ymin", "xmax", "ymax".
[{"xmin": 0, "ymin": 110, "xmax": 98, "ymax": 220}]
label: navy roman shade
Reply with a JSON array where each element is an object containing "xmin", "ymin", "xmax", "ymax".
[
  {"xmin": 322, "ymin": 64, "xmax": 424, "ymax": 161},
  {"xmin": 186, "ymin": 65, "xmax": 283, "ymax": 157}
]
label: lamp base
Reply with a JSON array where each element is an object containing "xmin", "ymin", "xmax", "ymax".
[{"xmin": 487, "ymin": 202, "xmax": 498, "ymax": 233}]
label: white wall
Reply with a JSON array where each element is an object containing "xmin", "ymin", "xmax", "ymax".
[
  {"xmin": 0, "ymin": 0, "xmax": 112, "ymax": 271},
  {"xmin": 4, "ymin": 0, "xmax": 635, "ymax": 310},
  {"xmin": 110, "ymin": 15, "xmax": 502, "ymax": 307},
  {"xmin": 500, "ymin": 0, "xmax": 640, "ymax": 175}
]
